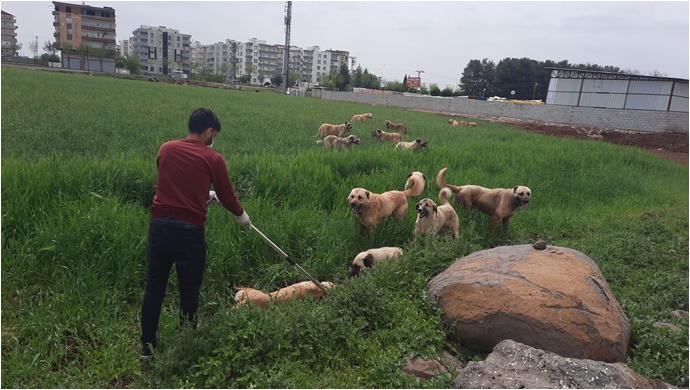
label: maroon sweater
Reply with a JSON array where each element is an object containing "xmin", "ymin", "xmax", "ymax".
[{"xmin": 150, "ymin": 138, "xmax": 244, "ymax": 226}]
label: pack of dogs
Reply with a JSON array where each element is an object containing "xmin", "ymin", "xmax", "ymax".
[{"xmin": 234, "ymin": 115, "xmax": 530, "ymax": 308}]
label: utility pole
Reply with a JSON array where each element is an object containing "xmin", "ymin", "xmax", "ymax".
[
  {"xmin": 283, "ymin": 1, "xmax": 292, "ymax": 94},
  {"xmin": 414, "ymin": 69, "xmax": 424, "ymax": 78},
  {"xmin": 532, "ymin": 82, "xmax": 538, "ymax": 100}
]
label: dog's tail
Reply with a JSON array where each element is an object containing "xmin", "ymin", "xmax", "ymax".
[
  {"xmin": 403, "ymin": 171, "xmax": 425, "ymax": 197},
  {"xmin": 439, "ymin": 187, "xmax": 452, "ymax": 205},
  {"xmin": 316, "ymin": 139, "xmax": 324, "ymax": 145},
  {"xmin": 436, "ymin": 168, "xmax": 463, "ymax": 193}
]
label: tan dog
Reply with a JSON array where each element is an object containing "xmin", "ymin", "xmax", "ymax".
[
  {"xmin": 317, "ymin": 134, "xmax": 360, "ymax": 150},
  {"xmin": 384, "ymin": 120, "xmax": 407, "ymax": 134},
  {"xmin": 348, "ymin": 171, "xmax": 425, "ymax": 233},
  {"xmin": 414, "ymin": 187, "xmax": 459, "ymax": 239},
  {"xmin": 404, "ymin": 171, "xmax": 426, "ymax": 194},
  {"xmin": 317, "ymin": 122, "xmax": 353, "ymax": 137},
  {"xmin": 351, "ymin": 113, "xmax": 373, "ymax": 123},
  {"xmin": 448, "ymin": 119, "xmax": 460, "ymax": 127},
  {"xmin": 437, "ymin": 167, "xmax": 531, "ymax": 231},
  {"xmin": 349, "ymin": 247, "xmax": 403, "ymax": 277},
  {"xmin": 233, "ymin": 281, "xmax": 336, "ymax": 307},
  {"xmin": 371, "ymin": 129, "xmax": 404, "ymax": 143},
  {"xmin": 395, "ymin": 138, "xmax": 428, "ymax": 151},
  {"xmin": 466, "ymin": 122, "xmax": 477, "ymax": 127}
]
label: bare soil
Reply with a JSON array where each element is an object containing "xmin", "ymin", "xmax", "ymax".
[{"xmin": 428, "ymin": 111, "xmax": 688, "ymax": 165}]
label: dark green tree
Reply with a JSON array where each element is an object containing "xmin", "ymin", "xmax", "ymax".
[{"xmin": 335, "ymin": 62, "xmax": 350, "ymax": 91}]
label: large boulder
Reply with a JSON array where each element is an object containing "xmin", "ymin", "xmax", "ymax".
[
  {"xmin": 454, "ymin": 339, "xmax": 674, "ymax": 389},
  {"xmin": 428, "ymin": 244, "xmax": 630, "ymax": 362}
]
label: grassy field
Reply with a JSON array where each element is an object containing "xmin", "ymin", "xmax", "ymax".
[{"xmin": 1, "ymin": 67, "xmax": 688, "ymax": 388}]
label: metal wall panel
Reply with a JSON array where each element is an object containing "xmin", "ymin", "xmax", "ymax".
[
  {"xmin": 548, "ymin": 78, "xmax": 582, "ymax": 92},
  {"xmin": 673, "ymin": 82, "xmax": 689, "ymax": 98},
  {"xmin": 628, "ymin": 80, "xmax": 673, "ymax": 95},
  {"xmin": 580, "ymin": 92, "xmax": 625, "ymax": 108},
  {"xmin": 625, "ymin": 94, "xmax": 670, "ymax": 111},
  {"xmin": 581, "ymin": 79, "xmax": 629, "ymax": 93},
  {"xmin": 669, "ymin": 96, "xmax": 689, "ymax": 112},
  {"xmin": 547, "ymin": 91, "xmax": 580, "ymax": 106}
]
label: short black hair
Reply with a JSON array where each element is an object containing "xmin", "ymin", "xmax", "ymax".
[{"xmin": 188, "ymin": 108, "xmax": 221, "ymax": 134}]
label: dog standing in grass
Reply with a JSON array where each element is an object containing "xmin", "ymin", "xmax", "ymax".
[
  {"xmin": 317, "ymin": 122, "xmax": 353, "ymax": 137},
  {"xmin": 385, "ymin": 120, "xmax": 407, "ymax": 134},
  {"xmin": 317, "ymin": 134, "xmax": 361, "ymax": 150},
  {"xmin": 352, "ymin": 113, "xmax": 373, "ymax": 123},
  {"xmin": 414, "ymin": 187, "xmax": 459, "ymax": 239},
  {"xmin": 371, "ymin": 129, "xmax": 404, "ymax": 143},
  {"xmin": 348, "ymin": 171, "xmax": 425, "ymax": 233},
  {"xmin": 436, "ymin": 167, "xmax": 531, "ymax": 232},
  {"xmin": 349, "ymin": 247, "xmax": 403, "ymax": 277},
  {"xmin": 395, "ymin": 138, "xmax": 428, "ymax": 151}
]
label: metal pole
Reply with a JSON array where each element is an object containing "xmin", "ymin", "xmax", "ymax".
[{"xmin": 283, "ymin": 1, "xmax": 292, "ymax": 94}]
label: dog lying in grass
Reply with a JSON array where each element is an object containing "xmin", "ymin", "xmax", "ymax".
[
  {"xmin": 448, "ymin": 119, "xmax": 476, "ymax": 127},
  {"xmin": 317, "ymin": 134, "xmax": 360, "ymax": 150},
  {"xmin": 414, "ymin": 187, "xmax": 459, "ymax": 239},
  {"xmin": 436, "ymin": 167, "xmax": 531, "ymax": 232},
  {"xmin": 385, "ymin": 120, "xmax": 407, "ymax": 134},
  {"xmin": 233, "ymin": 281, "xmax": 336, "ymax": 307},
  {"xmin": 349, "ymin": 247, "xmax": 403, "ymax": 277},
  {"xmin": 317, "ymin": 122, "xmax": 353, "ymax": 137},
  {"xmin": 351, "ymin": 113, "xmax": 373, "ymax": 123},
  {"xmin": 395, "ymin": 138, "xmax": 428, "ymax": 151},
  {"xmin": 371, "ymin": 129, "xmax": 404, "ymax": 143},
  {"xmin": 348, "ymin": 171, "xmax": 425, "ymax": 233}
]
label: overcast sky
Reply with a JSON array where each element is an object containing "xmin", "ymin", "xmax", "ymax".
[{"xmin": 3, "ymin": 1, "xmax": 689, "ymax": 87}]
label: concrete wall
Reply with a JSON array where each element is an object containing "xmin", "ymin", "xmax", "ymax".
[{"xmin": 316, "ymin": 90, "xmax": 689, "ymax": 134}]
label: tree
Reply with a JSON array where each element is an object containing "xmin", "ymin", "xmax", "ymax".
[
  {"xmin": 335, "ymin": 62, "xmax": 350, "ymax": 91},
  {"xmin": 360, "ymin": 68, "xmax": 380, "ymax": 89},
  {"xmin": 220, "ymin": 63, "xmax": 230, "ymax": 82},
  {"xmin": 29, "ymin": 40, "xmax": 38, "ymax": 64},
  {"xmin": 351, "ymin": 65, "xmax": 363, "ymax": 88},
  {"xmin": 271, "ymin": 74, "xmax": 283, "ymax": 87},
  {"xmin": 60, "ymin": 41, "xmax": 72, "ymax": 69},
  {"xmin": 460, "ymin": 58, "xmax": 495, "ymax": 96},
  {"xmin": 126, "ymin": 55, "xmax": 141, "ymax": 74},
  {"xmin": 430, "ymin": 84, "xmax": 441, "ymax": 96},
  {"xmin": 10, "ymin": 41, "xmax": 22, "ymax": 57},
  {"xmin": 43, "ymin": 41, "xmax": 58, "ymax": 58},
  {"xmin": 77, "ymin": 43, "xmax": 91, "ymax": 71}
]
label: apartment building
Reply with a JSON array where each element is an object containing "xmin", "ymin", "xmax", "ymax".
[
  {"xmin": 1, "ymin": 10, "xmax": 18, "ymax": 56},
  {"xmin": 130, "ymin": 25, "xmax": 191, "ymax": 75},
  {"xmin": 190, "ymin": 39, "xmax": 239, "ymax": 81}
]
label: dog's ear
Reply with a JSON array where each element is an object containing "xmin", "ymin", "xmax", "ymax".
[
  {"xmin": 365, "ymin": 191, "xmax": 370, "ymax": 199},
  {"xmin": 363, "ymin": 254, "xmax": 374, "ymax": 268},
  {"xmin": 407, "ymin": 172, "xmax": 412, "ymax": 178},
  {"xmin": 422, "ymin": 173, "xmax": 427, "ymax": 180},
  {"xmin": 433, "ymin": 205, "xmax": 438, "ymax": 213},
  {"xmin": 513, "ymin": 186, "xmax": 518, "ymax": 193}
]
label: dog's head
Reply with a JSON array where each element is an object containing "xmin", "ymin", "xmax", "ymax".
[
  {"xmin": 366, "ymin": 113, "xmax": 373, "ymax": 118},
  {"xmin": 416, "ymin": 198, "xmax": 437, "ymax": 218},
  {"xmin": 415, "ymin": 138, "xmax": 428, "ymax": 148},
  {"xmin": 370, "ymin": 129, "xmax": 383, "ymax": 138},
  {"xmin": 349, "ymin": 253, "xmax": 375, "ymax": 277},
  {"xmin": 345, "ymin": 122, "xmax": 353, "ymax": 131},
  {"xmin": 385, "ymin": 120, "xmax": 392, "ymax": 128},
  {"xmin": 346, "ymin": 135, "xmax": 360, "ymax": 145},
  {"xmin": 448, "ymin": 119, "xmax": 455, "ymax": 124},
  {"xmin": 348, "ymin": 188, "xmax": 371, "ymax": 214},
  {"xmin": 512, "ymin": 186, "xmax": 532, "ymax": 210},
  {"xmin": 405, "ymin": 171, "xmax": 426, "ymax": 190}
]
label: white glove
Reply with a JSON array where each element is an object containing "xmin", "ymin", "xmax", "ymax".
[
  {"xmin": 236, "ymin": 211, "xmax": 251, "ymax": 225},
  {"xmin": 207, "ymin": 190, "xmax": 222, "ymax": 206}
]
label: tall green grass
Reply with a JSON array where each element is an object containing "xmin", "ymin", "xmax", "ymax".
[{"xmin": 2, "ymin": 67, "xmax": 687, "ymax": 388}]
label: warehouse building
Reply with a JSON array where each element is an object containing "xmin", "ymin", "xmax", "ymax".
[{"xmin": 545, "ymin": 67, "xmax": 688, "ymax": 113}]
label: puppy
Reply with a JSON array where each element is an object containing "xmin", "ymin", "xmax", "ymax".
[
  {"xmin": 348, "ymin": 171, "xmax": 425, "ymax": 233},
  {"xmin": 385, "ymin": 120, "xmax": 407, "ymax": 134},
  {"xmin": 317, "ymin": 134, "xmax": 360, "ymax": 150},
  {"xmin": 317, "ymin": 122, "xmax": 353, "ymax": 137},
  {"xmin": 436, "ymin": 167, "xmax": 531, "ymax": 231},
  {"xmin": 349, "ymin": 247, "xmax": 403, "ymax": 277},
  {"xmin": 272, "ymin": 281, "xmax": 336, "ymax": 303},
  {"xmin": 414, "ymin": 187, "xmax": 459, "ymax": 239},
  {"xmin": 371, "ymin": 129, "xmax": 404, "ymax": 143},
  {"xmin": 351, "ymin": 113, "xmax": 373, "ymax": 123},
  {"xmin": 395, "ymin": 138, "xmax": 428, "ymax": 151}
]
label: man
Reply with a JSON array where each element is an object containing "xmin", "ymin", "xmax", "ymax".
[{"xmin": 140, "ymin": 107, "xmax": 250, "ymax": 359}]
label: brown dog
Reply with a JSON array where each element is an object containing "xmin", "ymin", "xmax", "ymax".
[
  {"xmin": 317, "ymin": 134, "xmax": 360, "ymax": 150},
  {"xmin": 448, "ymin": 119, "xmax": 460, "ymax": 127},
  {"xmin": 414, "ymin": 187, "xmax": 459, "ymax": 239},
  {"xmin": 385, "ymin": 120, "xmax": 407, "ymax": 134},
  {"xmin": 351, "ymin": 113, "xmax": 373, "ymax": 123},
  {"xmin": 371, "ymin": 129, "xmax": 404, "ymax": 143},
  {"xmin": 395, "ymin": 138, "xmax": 428, "ymax": 151},
  {"xmin": 348, "ymin": 171, "xmax": 425, "ymax": 233},
  {"xmin": 317, "ymin": 122, "xmax": 353, "ymax": 137},
  {"xmin": 349, "ymin": 246, "xmax": 403, "ymax": 277},
  {"xmin": 233, "ymin": 281, "xmax": 336, "ymax": 307},
  {"xmin": 436, "ymin": 167, "xmax": 531, "ymax": 231}
]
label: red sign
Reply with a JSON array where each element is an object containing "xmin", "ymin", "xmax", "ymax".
[{"xmin": 406, "ymin": 77, "xmax": 421, "ymax": 88}]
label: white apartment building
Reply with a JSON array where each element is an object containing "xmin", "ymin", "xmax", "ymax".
[
  {"xmin": 190, "ymin": 39, "xmax": 238, "ymax": 81},
  {"xmin": 130, "ymin": 25, "xmax": 191, "ymax": 75},
  {"xmin": 1, "ymin": 10, "xmax": 18, "ymax": 56}
]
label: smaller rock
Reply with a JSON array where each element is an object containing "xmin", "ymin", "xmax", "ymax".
[
  {"xmin": 402, "ymin": 355, "xmax": 446, "ymax": 380},
  {"xmin": 654, "ymin": 322, "xmax": 681, "ymax": 332},
  {"xmin": 532, "ymin": 240, "xmax": 547, "ymax": 250},
  {"xmin": 671, "ymin": 310, "xmax": 688, "ymax": 319}
]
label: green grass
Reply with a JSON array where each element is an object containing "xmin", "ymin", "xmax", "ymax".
[{"xmin": 2, "ymin": 67, "xmax": 687, "ymax": 388}]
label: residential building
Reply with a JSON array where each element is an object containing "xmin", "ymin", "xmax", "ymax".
[
  {"xmin": 190, "ymin": 39, "xmax": 239, "ymax": 81},
  {"xmin": 1, "ymin": 10, "xmax": 18, "ymax": 56},
  {"xmin": 130, "ymin": 25, "xmax": 191, "ymax": 75}
]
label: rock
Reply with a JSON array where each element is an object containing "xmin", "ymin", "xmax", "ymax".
[
  {"xmin": 654, "ymin": 322, "xmax": 681, "ymax": 331},
  {"xmin": 428, "ymin": 245, "xmax": 630, "ymax": 362},
  {"xmin": 454, "ymin": 339, "xmax": 674, "ymax": 389},
  {"xmin": 532, "ymin": 240, "xmax": 547, "ymax": 250},
  {"xmin": 402, "ymin": 351, "xmax": 463, "ymax": 380},
  {"xmin": 671, "ymin": 309, "xmax": 688, "ymax": 319}
]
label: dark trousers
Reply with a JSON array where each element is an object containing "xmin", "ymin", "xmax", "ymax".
[{"xmin": 140, "ymin": 218, "xmax": 206, "ymax": 350}]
